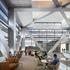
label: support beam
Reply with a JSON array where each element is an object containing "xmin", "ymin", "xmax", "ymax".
[
  {"xmin": 59, "ymin": 9, "xmax": 70, "ymax": 27},
  {"xmin": 62, "ymin": 2, "xmax": 70, "ymax": 7},
  {"xmin": 8, "ymin": 9, "xmax": 16, "ymax": 51},
  {"xmin": 53, "ymin": 0, "xmax": 61, "ymax": 7},
  {"xmin": 53, "ymin": 0, "xmax": 70, "ymax": 27}
]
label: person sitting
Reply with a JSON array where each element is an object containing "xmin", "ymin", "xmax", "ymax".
[
  {"xmin": 51, "ymin": 54, "xmax": 59, "ymax": 65},
  {"xmin": 47, "ymin": 54, "xmax": 60, "ymax": 70}
]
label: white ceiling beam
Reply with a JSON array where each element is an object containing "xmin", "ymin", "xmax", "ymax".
[
  {"xmin": 15, "ymin": 8, "xmax": 70, "ymax": 12},
  {"xmin": 59, "ymin": 9, "xmax": 70, "ymax": 27}
]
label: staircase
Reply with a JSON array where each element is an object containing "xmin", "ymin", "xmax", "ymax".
[
  {"xmin": 47, "ymin": 32, "xmax": 69, "ymax": 55},
  {"xmin": 46, "ymin": 40, "xmax": 59, "ymax": 53}
]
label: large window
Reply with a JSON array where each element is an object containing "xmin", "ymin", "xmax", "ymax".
[
  {"xmin": 0, "ymin": 1, "xmax": 8, "ymax": 15},
  {"xmin": 0, "ymin": 0, "xmax": 8, "ymax": 60},
  {"xmin": 0, "ymin": 1, "xmax": 8, "ymax": 24}
]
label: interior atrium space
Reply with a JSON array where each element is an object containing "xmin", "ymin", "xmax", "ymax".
[{"xmin": 0, "ymin": 0, "xmax": 70, "ymax": 70}]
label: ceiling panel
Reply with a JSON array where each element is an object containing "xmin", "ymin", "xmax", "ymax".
[
  {"xmin": 32, "ymin": 1, "xmax": 55, "ymax": 8},
  {"xmin": 17, "ymin": 11, "xmax": 32, "ymax": 26},
  {"xmin": 7, "ymin": 0, "xmax": 32, "ymax": 7},
  {"xmin": 32, "ymin": 0, "xmax": 62, "ymax": 8}
]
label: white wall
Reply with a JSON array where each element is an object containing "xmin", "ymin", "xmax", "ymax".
[
  {"xmin": 61, "ymin": 43, "xmax": 66, "ymax": 53},
  {"xmin": 25, "ymin": 39, "xmax": 35, "ymax": 46}
]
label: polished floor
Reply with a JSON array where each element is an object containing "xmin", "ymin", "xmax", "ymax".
[{"xmin": 15, "ymin": 55, "xmax": 38, "ymax": 70}]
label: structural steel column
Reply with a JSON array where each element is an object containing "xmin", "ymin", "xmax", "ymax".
[{"xmin": 8, "ymin": 9, "xmax": 16, "ymax": 51}]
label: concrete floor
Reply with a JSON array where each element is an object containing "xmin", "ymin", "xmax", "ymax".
[{"xmin": 15, "ymin": 55, "xmax": 38, "ymax": 70}]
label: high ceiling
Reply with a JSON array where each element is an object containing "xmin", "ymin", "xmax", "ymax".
[
  {"xmin": 6, "ymin": 0, "xmax": 70, "ymax": 43},
  {"xmin": 15, "ymin": 8, "xmax": 70, "ymax": 42}
]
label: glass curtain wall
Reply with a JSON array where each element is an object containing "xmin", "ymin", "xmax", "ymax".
[{"xmin": 0, "ymin": 0, "xmax": 9, "ymax": 60}]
